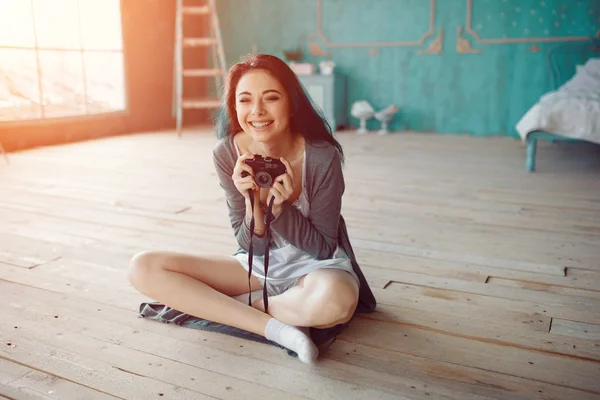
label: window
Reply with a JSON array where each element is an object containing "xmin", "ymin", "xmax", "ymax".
[{"xmin": 0, "ymin": 0, "xmax": 126, "ymax": 122}]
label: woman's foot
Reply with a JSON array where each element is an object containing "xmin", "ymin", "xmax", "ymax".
[{"xmin": 264, "ymin": 318, "xmax": 318, "ymax": 364}]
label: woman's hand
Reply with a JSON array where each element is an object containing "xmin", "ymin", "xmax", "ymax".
[
  {"xmin": 232, "ymin": 153, "xmax": 258, "ymax": 200},
  {"xmin": 233, "ymin": 153, "xmax": 266, "ymax": 235},
  {"xmin": 267, "ymin": 157, "xmax": 294, "ymax": 217}
]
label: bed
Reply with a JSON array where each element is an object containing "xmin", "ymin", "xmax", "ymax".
[{"xmin": 515, "ymin": 37, "xmax": 600, "ymax": 172}]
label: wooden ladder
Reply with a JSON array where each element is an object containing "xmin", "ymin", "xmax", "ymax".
[{"xmin": 174, "ymin": 0, "xmax": 227, "ymax": 136}]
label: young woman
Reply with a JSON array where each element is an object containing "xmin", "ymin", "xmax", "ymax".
[{"xmin": 128, "ymin": 54, "xmax": 376, "ymax": 364}]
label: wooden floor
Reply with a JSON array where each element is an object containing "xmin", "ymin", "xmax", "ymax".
[{"xmin": 1, "ymin": 127, "xmax": 600, "ymax": 400}]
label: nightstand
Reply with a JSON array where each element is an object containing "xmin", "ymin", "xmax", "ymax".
[{"xmin": 297, "ymin": 73, "xmax": 347, "ymax": 132}]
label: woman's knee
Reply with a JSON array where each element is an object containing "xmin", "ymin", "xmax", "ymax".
[
  {"xmin": 127, "ymin": 250, "xmax": 164, "ymax": 289},
  {"xmin": 304, "ymin": 271, "xmax": 359, "ymax": 324},
  {"xmin": 329, "ymin": 281, "xmax": 359, "ymax": 323}
]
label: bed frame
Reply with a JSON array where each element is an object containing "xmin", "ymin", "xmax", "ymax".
[{"xmin": 525, "ymin": 36, "xmax": 600, "ymax": 172}]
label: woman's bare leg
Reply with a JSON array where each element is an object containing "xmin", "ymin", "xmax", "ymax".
[
  {"xmin": 253, "ymin": 269, "xmax": 359, "ymax": 328},
  {"xmin": 127, "ymin": 250, "xmax": 319, "ymax": 363},
  {"xmin": 128, "ymin": 250, "xmax": 269, "ymax": 335}
]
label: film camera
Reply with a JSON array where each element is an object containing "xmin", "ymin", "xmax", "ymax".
[{"xmin": 242, "ymin": 155, "xmax": 287, "ymax": 188}]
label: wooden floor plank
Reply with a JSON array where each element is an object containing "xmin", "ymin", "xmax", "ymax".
[
  {"xmin": 340, "ymin": 318, "xmax": 600, "ymax": 394},
  {"xmin": 343, "ymin": 190, "xmax": 600, "ymax": 231},
  {"xmin": 0, "ymin": 233, "xmax": 65, "ymax": 269},
  {"xmin": 367, "ymin": 267, "xmax": 600, "ymax": 324},
  {"xmin": 0, "ymin": 358, "xmax": 118, "ymax": 400},
  {"xmin": 1, "ymin": 319, "xmax": 306, "ymax": 400},
  {"xmin": 0, "ymin": 208, "xmax": 236, "ymax": 258},
  {"xmin": 372, "ymin": 287, "xmax": 552, "ymax": 332},
  {"xmin": 0, "ymin": 263, "xmax": 151, "ymax": 313},
  {"xmin": 550, "ymin": 319, "xmax": 600, "ymax": 341},
  {"xmin": 351, "ymin": 238, "xmax": 570, "ymax": 276},
  {"xmin": 0, "ymin": 324, "xmax": 217, "ymax": 400},
  {"xmin": 356, "ymin": 249, "xmax": 599, "ymax": 292},
  {"xmin": 343, "ymin": 184, "xmax": 600, "ymax": 223},
  {"xmin": 349, "ymin": 226, "xmax": 598, "ymax": 272},
  {"xmin": 342, "ymin": 199, "xmax": 600, "ymax": 242},
  {"xmin": 485, "ymin": 276, "xmax": 600, "ymax": 300},
  {"xmin": 327, "ymin": 341, "xmax": 600, "ymax": 400},
  {"xmin": 367, "ymin": 303, "xmax": 600, "ymax": 361},
  {"xmin": 567, "ymin": 268, "xmax": 600, "ymax": 289},
  {"xmin": 0, "ymin": 184, "xmax": 189, "ymax": 214},
  {"xmin": 382, "ymin": 282, "xmax": 600, "ymax": 325}
]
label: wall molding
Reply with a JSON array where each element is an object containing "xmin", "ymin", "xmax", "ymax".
[
  {"xmin": 457, "ymin": 26, "xmax": 481, "ymax": 54},
  {"xmin": 315, "ymin": 0, "xmax": 436, "ymax": 48},
  {"xmin": 418, "ymin": 28, "xmax": 443, "ymax": 55},
  {"xmin": 465, "ymin": 0, "xmax": 599, "ymax": 45},
  {"xmin": 309, "ymin": 34, "xmax": 331, "ymax": 56}
]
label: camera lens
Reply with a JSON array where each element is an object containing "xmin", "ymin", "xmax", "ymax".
[{"xmin": 255, "ymin": 172, "xmax": 272, "ymax": 188}]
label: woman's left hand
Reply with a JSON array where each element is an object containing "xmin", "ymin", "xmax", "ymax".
[{"xmin": 267, "ymin": 157, "xmax": 294, "ymax": 217}]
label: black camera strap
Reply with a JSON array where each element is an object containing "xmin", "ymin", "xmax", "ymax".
[{"xmin": 247, "ymin": 190, "xmax": 275, "ymax": 314}]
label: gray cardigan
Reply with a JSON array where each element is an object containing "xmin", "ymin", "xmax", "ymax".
[{"xmin": 213, "ymin": 134, "xmax": 376, "ymax": 314}]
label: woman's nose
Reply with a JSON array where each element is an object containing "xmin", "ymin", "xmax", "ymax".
[{"xmin": 251, "ymin": 102, "xmax": 265, "ymax": 115}]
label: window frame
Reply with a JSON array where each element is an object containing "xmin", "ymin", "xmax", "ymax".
[{"xmin": 0, "ymin": 0, "xmax": 130, "ymax": 127}]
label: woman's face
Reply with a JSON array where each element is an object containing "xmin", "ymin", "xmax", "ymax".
[{"xmin": 235, "ymin": 69, "xmax": 291, "ymax": 142}]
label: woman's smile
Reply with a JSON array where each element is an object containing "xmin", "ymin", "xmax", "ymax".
[{"xmin": 248, "ymin": 120, "xmax": 274, "ymax": 129}]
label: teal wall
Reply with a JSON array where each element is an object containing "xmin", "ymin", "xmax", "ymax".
[{"xmin": 217, "ymin": 0, "xmax": 599, "ymax": 136}]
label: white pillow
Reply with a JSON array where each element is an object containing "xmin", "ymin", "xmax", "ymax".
[
  {"xmin": 583, "ymin": 57, "xmax": 600, "ymax": 80},
  {"xmin": 560, "ymin": 57, "xmax": 600, "ymax": 93}
]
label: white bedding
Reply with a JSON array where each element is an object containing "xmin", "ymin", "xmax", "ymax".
[{"xmin": 516, "ymin": 58, "xmax": 600, "ymax": 145}]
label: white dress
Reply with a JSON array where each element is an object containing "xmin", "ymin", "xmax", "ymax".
[{"xmin": 232, "ymin": 147, "xmax": 359, "ymax": 296}]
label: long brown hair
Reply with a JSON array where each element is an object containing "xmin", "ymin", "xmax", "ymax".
[{"xmin": 214, "ymin": 53, "xmax": 344, "ymax": 162}]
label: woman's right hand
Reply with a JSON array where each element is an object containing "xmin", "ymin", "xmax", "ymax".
[{"xmin": 232, "ymin": 153, "xmax": 258, "ymax": 200}]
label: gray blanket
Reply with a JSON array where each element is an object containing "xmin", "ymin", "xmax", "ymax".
[{"xmin": 138, "ymin": 301, "xmax": 350, "ymax": 358}]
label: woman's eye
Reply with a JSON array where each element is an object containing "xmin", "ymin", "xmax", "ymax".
[
  {"xmin": 238, "ymin": 98, "xmax": 250, "ymax": 103},
  {"xmin": 265, "ymin": 96, "xmax": 279, "ymax": 101}
]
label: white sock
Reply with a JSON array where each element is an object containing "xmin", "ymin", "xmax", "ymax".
[
  {"xmin": 231, "ymin": 290, "xmax": 263, "ymax": 305},
  {"xmin": 264, "ymin": 318, "xmax": 318, "ymax": 364}
]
